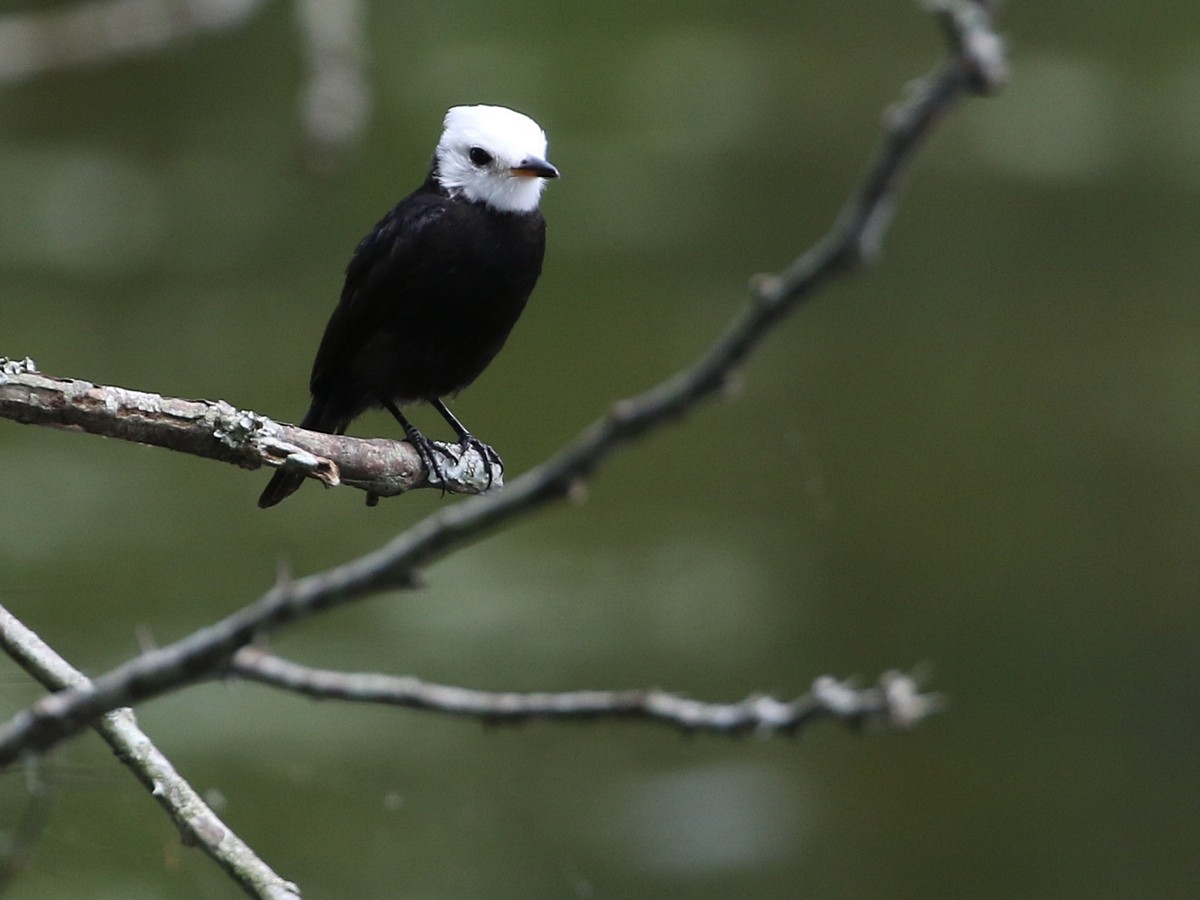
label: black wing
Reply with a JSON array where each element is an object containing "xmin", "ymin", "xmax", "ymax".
[
  {"xmin": 306, "ymin": 179, "xmax": 545, "ymax": 424},
  {"xmin": 307, "ymin": 184, "xmax": 450, "ymax": 411}
]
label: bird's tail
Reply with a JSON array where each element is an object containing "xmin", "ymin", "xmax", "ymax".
[
  {"xmin": 257, "ymin": 401, "xmax": 342, "ymax": 509},
  {"xmin": 257, "ymin": 466, "xmax": 306, "ymax": 510}
]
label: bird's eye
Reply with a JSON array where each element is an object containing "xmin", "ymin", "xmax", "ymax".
[{"xmin": 468, "ymin": 147, "xmax": 493, "ymax": 166}]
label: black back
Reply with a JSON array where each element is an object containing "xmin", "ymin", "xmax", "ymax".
[{"xmin": 306, "ymin": 174, "xmax": 547, "ymax": 433}]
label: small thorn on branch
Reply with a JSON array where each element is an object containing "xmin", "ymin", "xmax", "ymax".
[{"xmin": 924, "ymin": 0, "xmax": 1008, "ymax": 94}]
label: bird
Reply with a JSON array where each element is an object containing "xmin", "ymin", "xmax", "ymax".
[{"xmin": 257, "ymin": 104, "xmax": 558, "ymax": 509}]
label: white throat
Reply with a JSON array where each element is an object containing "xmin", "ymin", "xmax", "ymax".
[{"xmin": 434, "ymin": 105, "xmax": 555, "ymax": 214}]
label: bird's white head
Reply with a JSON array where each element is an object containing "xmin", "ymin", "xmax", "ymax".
[{"xmin": 434, "ymin": 105, "xmax": 558, "ymax": 214}]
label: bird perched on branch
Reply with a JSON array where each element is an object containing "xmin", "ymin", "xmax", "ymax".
[{"xmin": 258, "ymin": 104, "xmax": 558, "ymax": 508}]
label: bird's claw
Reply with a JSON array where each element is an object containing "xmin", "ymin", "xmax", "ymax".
[
  {"xmin": 459, "ymin": 434, "xmax": 504, "ymax": 490},
  {"xmin": 409, "ymin": 432, "xmax": 503, "ymax": 491},
  {"xmin": 407, "ymin": 432, "xmax": 450, "ymax": 487}
]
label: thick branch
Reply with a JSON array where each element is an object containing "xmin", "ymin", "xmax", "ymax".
[
  {"xmin": 0, "ymin": 357, "xmax": 496, "ymax": 498},
  {"xmin": 228, "ymin": 648, "xmax": 941, "ymax": 734},
  {"xmin": 0, "ymin": 0, "xmax": 1004, "ymax": 767},
  {"xmin": 0, "ymin": 604, "xmax": 299, "ymax": 900}
]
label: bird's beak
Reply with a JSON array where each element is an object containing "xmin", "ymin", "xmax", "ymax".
[{"xmin": 510, "ymin": 157, "xmax": 559, "ymax": 179}]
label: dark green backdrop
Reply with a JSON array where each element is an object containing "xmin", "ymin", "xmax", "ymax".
[{"xmin": 1, "ymin": 2, "xmax": 1196, "ymax": 897}]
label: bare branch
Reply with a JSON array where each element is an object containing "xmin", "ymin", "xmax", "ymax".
[
  {"xmin": 0, "ymin": 358, "xmax": 497, "ymax": 499},
  {"xmin": 0, "ymin": 604, "xmax": 300, "ymax": 900},
  {"xmin": 0, "ymin": 0, "xmax": 1004, "ymax": 767},
  {"xmin": 228, "ymin": 648, "xmax": 942, "ymax": 735},
  {"xmin": 925, "ymin": 0, "xmax": 1008, "ymax": 93},
  {"xmin": 294, "ymin": 0, "xmax": 371, "ymax": 172},
  {"xmin": 0, "ymin": 0, "xmax": 268, "ymax": 84},
  {"xmin": 0, "ymin": 0, "xmax": 371, "ymax": 171}
]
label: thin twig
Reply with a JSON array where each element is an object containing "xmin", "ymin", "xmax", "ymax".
[
  {"xmin": 0, "ymin": 0, "xmax": 1005, "ymax": 767},
  {"xmin": 0, "ymin": 0, "xmax": 370, "ymax": 171},
  {"xmin": 294, "ymin": 0, "xmax": 370, "ymax": 172},
  {"xmin": 0, "ymin": 604, "xmax": 299, "ymax": 900},
  {"xmin": 0, "ymin": 0, "xmax": 268, "ymax": 84},
  {"xmin": 228, "ymin": 648, "xmax": 941, "ymax": 734}
]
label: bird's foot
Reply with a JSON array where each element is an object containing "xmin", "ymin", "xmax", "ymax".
[
  {"xmin": 457, "ymin": 433, "xmax": 504, "ymax": 490},
  {"xmin": 407, "ymin": 431, "xmax": 503, "ymax": 492},
  {"xmin": 406, "ymin": 431, "xmax": 453, "ymax": 487}
]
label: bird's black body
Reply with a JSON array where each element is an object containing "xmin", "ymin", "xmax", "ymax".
[
  {"xmin": 308, "ymin": 172, "xmax": 545, "ymax": 432},
  {"xmin": 258, "ymin": 166, "xmax": 548, "ymax": 508}
]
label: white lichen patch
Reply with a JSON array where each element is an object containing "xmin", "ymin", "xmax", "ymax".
[
  {"xmin": 101, "ymin": 387, "xmax": 163, "ymax": 416},
  {"xmin": 212, "ymin": 408, "xmax": 266, "ymax": 448},
  {"xmin": 431, "ymin": 442, "xmax": 503, "ymax": 493},
  {"xmin": 0, "ymin": 356, "xmax": 38, "ymax": 376}
]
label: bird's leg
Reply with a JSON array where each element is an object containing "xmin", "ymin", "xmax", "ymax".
[
  {"xmin": 431, "ymin": 399, "xmax": 504, "ymax": 488},
  {"xmin": 380, "ymin": 398, "xmax": 451, "ymax": 486}
]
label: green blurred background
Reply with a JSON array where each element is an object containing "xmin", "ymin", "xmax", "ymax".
[{"xmin": 2, "ymin": 1, "xmax": 1198, "ymax": 897}]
